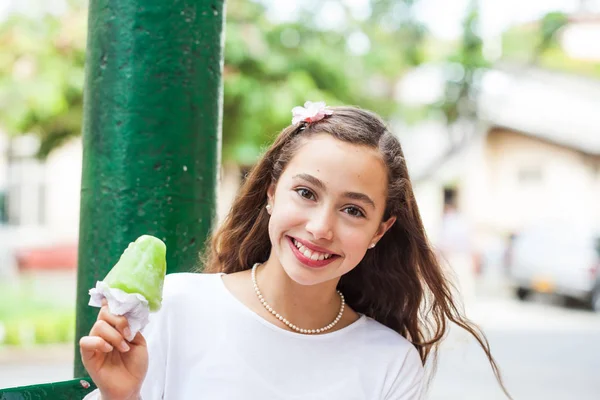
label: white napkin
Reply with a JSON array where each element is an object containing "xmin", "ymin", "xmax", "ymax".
[{"xmin": 88, "ymin": 281, "xmax": 151, "ymax": 342}]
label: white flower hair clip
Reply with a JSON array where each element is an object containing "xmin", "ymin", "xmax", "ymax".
[{"xmin": 291, "ymin": 101, "xmax": 333, "ymax": 125}]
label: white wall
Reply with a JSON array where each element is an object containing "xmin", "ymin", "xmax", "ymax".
[
  {"xmin": 43, "ymin": 138, "xmax": 83, "ymax": 242},
  {"xmin": 479, "ymin": 129, "xmax": 600, "ymax": 234},
  {"xmin": 5, "ymin": 136, "xmax": 243, "ymax": 247},
  {"xmin": 412, "ymin": 127, "xmax": 600, "ymax": 260}
]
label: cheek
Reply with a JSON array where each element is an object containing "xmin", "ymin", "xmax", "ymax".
[
  {"xmin": 335, "ymin": 223, "xmax": 370, "ymax": 262},
  {"xmin": 339, "ymin": 227, "xmax": 372, "ymax": 254},
  {"xmin": 269, "ymin": 198, "xmax": 305, "ymax": 236},
  {"xmin": 275, "ymin": 189, "xmax": 305, "ymax": 218},
  {"xmin": 335, "ymin": 230, "xmax": 371, "ymax": 274}
]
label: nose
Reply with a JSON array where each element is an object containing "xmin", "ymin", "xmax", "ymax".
[{"xmin": 305, "ymin": 207, "xmax": 334, "ymax": 241}]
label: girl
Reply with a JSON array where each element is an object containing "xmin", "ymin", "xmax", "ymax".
[{"xmin": 80, "ymin": 102, "xmax": 510, "ymax": 399}]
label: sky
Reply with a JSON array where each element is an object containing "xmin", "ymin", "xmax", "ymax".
[
  {"xmin": 263, "ymin": 0, "xmax": 600, "ymax": 39},
  {"xmin": 2, "ymin": 0, "xmax": 600, "ymax": 41},
  {"xmin": 416, "ymin": 0, "xmax": 598, "ymax": 38}
]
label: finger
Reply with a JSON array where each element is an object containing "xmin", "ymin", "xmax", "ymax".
[
  {"xmin": 90, "ymin": 319, "xmax": 130, "ymax": 352},
  {"xmin": 79, "ymin": 335, "xmax": 114, "ymax": 358},
  {"xmin": 98, "ymin": 304, "xmax": 131, "ymax": 341},
  {"xmin": 129, "ymin": 331, "xmax": 147, "ymax": 347}
]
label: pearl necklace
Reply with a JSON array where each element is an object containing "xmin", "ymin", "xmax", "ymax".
[{"xmin": 251, "ymin": 263, "xmax": 345, "ymax": 334}]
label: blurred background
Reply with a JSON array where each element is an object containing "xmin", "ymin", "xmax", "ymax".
[{"xmin": 0, "ymin": 0, "xmax": 599, "ymax": 398}]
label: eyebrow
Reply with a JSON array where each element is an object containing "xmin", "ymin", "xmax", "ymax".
[{"xmin": 293, "ymin": 173, "xmax": 376, "ymax": 209}]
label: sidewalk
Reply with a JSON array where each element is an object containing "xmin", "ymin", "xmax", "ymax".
[
  {"xmin": 0, "ymin": 343, "xmax": 73, "ymax": 364},
  {"xmin": 0, "ymin": 343, "xmax": 74, "ymax": 389}
]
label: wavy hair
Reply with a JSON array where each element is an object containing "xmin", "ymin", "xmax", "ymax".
[{"xmin": 202, "ymin": 106, "xmax": 511, "ymax": 398}]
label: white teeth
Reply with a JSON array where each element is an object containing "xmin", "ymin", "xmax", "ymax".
[{"xmin": 293, "ymin": 238, "xmax": 333, "ymax": 260}]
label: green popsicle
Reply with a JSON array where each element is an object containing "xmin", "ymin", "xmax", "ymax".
[{"xmin": 103, "ymin": 235, "xmax": 167, "ymax": 311}]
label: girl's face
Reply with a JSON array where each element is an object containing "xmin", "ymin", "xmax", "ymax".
[{"xmin": 267, "ymin": 134, "xmax": 396, "ymax": 286}]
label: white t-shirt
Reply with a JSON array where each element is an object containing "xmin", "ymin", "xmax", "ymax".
[{"xmin": 84, "ymin": 272, "xmax": 424, "ymax": 399}]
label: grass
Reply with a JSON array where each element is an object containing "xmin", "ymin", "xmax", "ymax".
[{"xmin": 0, "ymin": 274, "xmax": 76, "ymax": 347}]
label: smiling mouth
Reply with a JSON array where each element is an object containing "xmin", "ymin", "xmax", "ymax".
[{"xmin": 289, "ymin": 237, "xmax": 338, "ymax": 261}]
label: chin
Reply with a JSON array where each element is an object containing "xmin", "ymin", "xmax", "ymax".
[
  {"xmin": 281, "ymin": 253, "xmax": 346, "ymax": 287},
  {"xmin": 280, "ymin": 260, "xmax": 318, "ymax": 286}
]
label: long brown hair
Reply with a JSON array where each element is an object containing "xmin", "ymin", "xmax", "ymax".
[{"xmin": 202, "ymin": 106, "xmax": 511, "ymax": 398}]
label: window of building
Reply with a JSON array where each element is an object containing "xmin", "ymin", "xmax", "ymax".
[{"xmin": 517, "ymin": 166, "xmax": 543, "ymax": 184}]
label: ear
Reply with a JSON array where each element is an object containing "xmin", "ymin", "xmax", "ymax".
[
  {"xmin": 267, "ymin": 182, "xmax": 276, "ymax": 207},
  {"xmin": 371, "ymin": 216, "xmax": 396, "ymax": 245}
]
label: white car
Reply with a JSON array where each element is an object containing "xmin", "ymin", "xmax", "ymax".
[{"xmin": 507, "ymin": 224, "xmax": 600, "ymax": 311}]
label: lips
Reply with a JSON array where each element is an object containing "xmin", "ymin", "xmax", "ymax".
[
  {"xmin": 289, "ymin": 236, "xmax": 337, "ymax": 255},
  {"xmin": 286, "ymin": 236, "xmax": 340, "ymax": 268}
]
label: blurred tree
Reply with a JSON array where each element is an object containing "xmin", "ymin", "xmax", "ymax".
[
  {"xmin": 0, "ymin": 0, "xmax": 430, "ymax": 164},
  {"xmin": 221, "ymin": 0, "xmax": 428, "ymax": 164},
  {"xmin": 0, "ymin": 0, "xmax": 421, "ymax": 164},
  {"xmin": 0, "ymin": 7, "xmax": 87, "ymax": 159},
  {"xmin": 434, "ymin": 0, "xmax": 487, "ymax": 147},
  {"xmin": 8, "ymin": 0, "xmax": 585, "ymax": 165},
  {"xmin": 222, "ymin": 0, "xmax": 357, "ymax": 164},
  {"xmin": 502, "ymin": 11, "xmax": 600, "ymax": 77},
  {"xmin": 536, "ymin": 11, "xmax": 570, "ymax": 60},
  {"xmin": 410, "ymin": 0, "xmax": 488, "ymax": 181}
]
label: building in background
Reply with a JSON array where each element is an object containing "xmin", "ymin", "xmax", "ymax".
[
  {"xmin": 404, "ymin": 66, "xmax": 600, "ymax": 287},
  {"xmin": 0, "ymin": 133, "xmax": 81, "ymax": 276},
  {"xmin": 0, "ymin": 133, "xmax": 242, "ymax": 276}
]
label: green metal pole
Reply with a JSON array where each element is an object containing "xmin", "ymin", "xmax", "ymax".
[{"xmin": 74, "ymin": 0, "xmax": 224, "ymax": 377}]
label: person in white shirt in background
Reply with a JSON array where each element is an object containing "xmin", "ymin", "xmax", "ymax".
[
  {"xmin": 80, "ymin": 103, "xmax": 512, "ymax": 400},
  {"xmin": 437, "ymin": 202, "xmax": 478, "ymax": 309}
]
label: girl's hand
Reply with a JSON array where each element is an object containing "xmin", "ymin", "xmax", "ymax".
[{"xmin": 79, "ymin": 299, "xmax": 148, "ymax": 400}]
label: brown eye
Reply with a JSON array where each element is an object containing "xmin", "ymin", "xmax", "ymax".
[
  {"xmin": 344, "ymin": 206, "xmax": 365, "ymax": 218},
  {"xmin": 295, "ymin": 188, "xmax": 316, "ymax": 201}
]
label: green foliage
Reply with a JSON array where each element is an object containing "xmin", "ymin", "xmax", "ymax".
[
  {"xmin": 222, "ymin": 4, "xmax": 356, "ymax": 164},
  {"xmin": 537, "ymin": 47, "xmax": 600, "ymax": 76},
  {"xmin": 2, "ymin": 311, "xmax": 75, "ymax": 346},
  {"xmin": 502, "ymin": 11, "xmax": 600, "ymax": 78},
  {"xmin": 0, "ymin": 0, "xmax": 423, "ymax": 164},
  {"xmin": 501, "ymin": 11, "xmax": 568, "ymax": 63},
  {"xmin": 1, "ymin": 1, "xmax": 592, "ymax": 163},
  {"xmin": 0, "ymin": 10, "xmax": 87, "ymax": 159},
  {"xmin": 0, "ymin": 278, "xmax": 75, "ymax": 346},
  {"xmin": 538, "ymin": 12, "xmax": 569, "ymax": 55},
  {"xmin": 220, "ymin": 0, "xmax": 421, "ymax": 164},
  {"xmin": 433, "ymin": 1, "xmax": 488, "ymax": 127}
]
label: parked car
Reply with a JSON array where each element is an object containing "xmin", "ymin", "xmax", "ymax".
[{"xmin": 507, "ymin": 224, "xmax": 600, "ymax": 311}]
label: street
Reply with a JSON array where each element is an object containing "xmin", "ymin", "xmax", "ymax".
[
  {"xmin": 1, "ymin": 294, "xmax": 599, "ymax": 399},
  {"xmin": 427, "ymin": 294, "xmax": 600, "ymax": 400}
]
